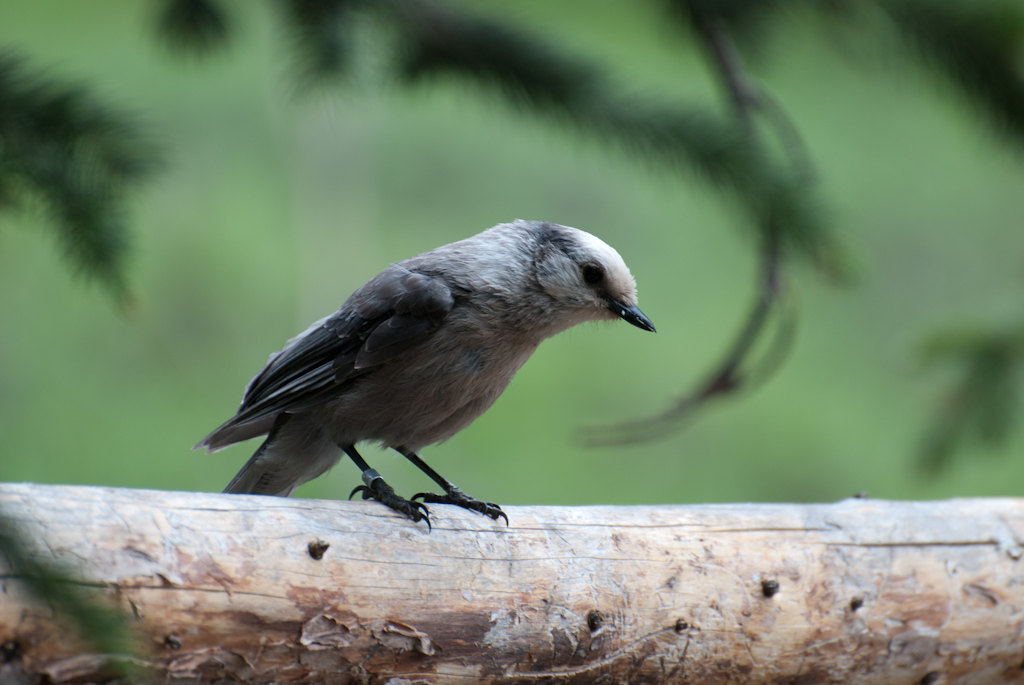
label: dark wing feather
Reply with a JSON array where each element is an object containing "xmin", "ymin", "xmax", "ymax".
[
  {"xmin": 196, "ymin": 266, "xmax": 454, "ymax": 452},
  {"xmin": 355, "ymin": 313, "xmax": 436, "ymax": 369}
]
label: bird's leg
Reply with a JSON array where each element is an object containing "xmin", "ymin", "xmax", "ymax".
[
  {"xmin": 342, "ymin": 444, "xmax": 430, "ymax": 528},
  {"xmin": 394, "ymin": 447, "xmax": 508, "ymax": 524}
]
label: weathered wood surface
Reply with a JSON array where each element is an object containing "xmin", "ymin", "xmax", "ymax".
[{"xmin": 2, "ymin": 484, "xmax": 1024, "ymax": 684}]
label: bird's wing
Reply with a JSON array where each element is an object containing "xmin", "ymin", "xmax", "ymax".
[{"xmin": 196, "ymin": 266, "xmax": 455, "ymax": 452}]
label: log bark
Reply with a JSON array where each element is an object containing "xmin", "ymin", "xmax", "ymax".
[{"xmin": 2, "ymin": 484, "xmax": 1024, "ymax": 684}]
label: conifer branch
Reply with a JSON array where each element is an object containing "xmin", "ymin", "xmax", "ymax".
[{"xmin": 0, "ymin": 53, "xmax": 158, "ymax": 301}]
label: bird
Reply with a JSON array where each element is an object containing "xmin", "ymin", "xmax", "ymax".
[{"xmin": 195, "ymin": 219, "xmax": 655, "ymax": 526}]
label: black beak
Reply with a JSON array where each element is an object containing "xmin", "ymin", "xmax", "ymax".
[{"xmin": 607, "ymin": 297, "xmax": 656, "ymax": 332}]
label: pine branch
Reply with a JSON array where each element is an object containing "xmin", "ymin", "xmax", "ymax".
[
  {"xmin": 276, "ymin": 0, "xmax": 359, "ymax": 85},
  {"xmin": 665, "ymin": 0, "xmax": 792, "ymax": 52},
  {"xmin": 0, "ymin": 53, "xmax": 158, "ymax": 301},
  {"xmin": 390, "ymin": 0, "xmax": 839, "ymax": 273},
  {"xmin": 917, "ymin": 326, "xmax": 1024, "ymax": 473},
  {"xmin": 585, "ymin": 235, "xmax": 799, "ymax": 445},
  {"xmin": 585, "ymin": 1, "xmax": 825, "ymax": 443},
  {"xmin": 883, "ymin": 0, "xmax": 1024, "ymax": 148},
  {"xmin": 156, "ymin": 0, "xmax": 232, "ymax": 56}
]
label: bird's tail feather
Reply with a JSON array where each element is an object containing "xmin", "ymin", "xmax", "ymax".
[
  {"xmin": 195, "ymin": 414, "xmax": 277, "ymax": 453},
  {"xmin": 221, "ymin": 414, "xmax": 343, "ymax": 497},
  {"xmin": 222, "ymin": 444, "xmax": 297, "ymax": 496}
]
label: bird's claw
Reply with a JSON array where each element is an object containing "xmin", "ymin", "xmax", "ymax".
[
  {"xmin": 413, "ymin": 486, "xmax": 508, "ymax": 525},
  {"xmin": 350, "ymin": 480, "xmax": 431, "ymax": 530}
]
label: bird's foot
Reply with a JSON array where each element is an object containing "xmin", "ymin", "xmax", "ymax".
[
  {"xmin": 350, "ymin": 470, "xmax": 430, "ymax": 529},
  {"xmin": 413, "ymin": 485, "xmax": 508, "ymax": 525}
]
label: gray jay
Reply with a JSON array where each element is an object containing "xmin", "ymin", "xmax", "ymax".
[{"xmin": 196, "ymin": 220, "xmax": 654, "ymax": 526}]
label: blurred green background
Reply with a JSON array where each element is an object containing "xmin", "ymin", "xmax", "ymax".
[{"xmin": 1, "ymin": 0, "xmax": 1023, "ymax": 507}]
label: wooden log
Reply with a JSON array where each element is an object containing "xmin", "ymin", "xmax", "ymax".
[{"xmin": 2, "ymin": 483, "xmax": 1024, "ymax": 684}]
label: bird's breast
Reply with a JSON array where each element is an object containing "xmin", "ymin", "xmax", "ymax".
[{"xmin": 313, "ymin": 332, "xmax": 542, "ymax": 449}]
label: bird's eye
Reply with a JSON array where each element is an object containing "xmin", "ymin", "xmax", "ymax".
[{"xmin": 582, "ymin": 264, "xmax": 604, "ymax": 285}]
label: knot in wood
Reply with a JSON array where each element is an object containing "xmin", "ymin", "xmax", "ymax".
[
  {"xmin": 1, "ymin": 641, "xmax": 21, "ymax": 663},
  {"xmin": 308, "ymin": 540, "xmax": 330, "ymax": 560}
]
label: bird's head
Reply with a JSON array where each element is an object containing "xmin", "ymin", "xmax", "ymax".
[{"xmin": 528, "ymin": 222, "xmax": 655, "ymax": 334}]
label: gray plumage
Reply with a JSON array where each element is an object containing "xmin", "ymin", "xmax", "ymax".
[{"xmin": 196, "ymin": 219, "xmax": 654, "ymax": 521}]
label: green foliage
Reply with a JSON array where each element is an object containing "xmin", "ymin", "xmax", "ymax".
[
  {"xmin": 665, "ymin": 0, "xmax": 792, "ymax": 56},
  {"xmin": 885, "ymin": 0, "xmax": 1024, "ymax": 472},
  {"xmin": 151, "ymin": 0, "xmax": 839, "ymax": 274},
  {"xmin": 884, "ymin": 0, "xmax": 1024, "ymax": 147},
  {"xmin": 276, "ymin": 0, "xmax": 359, "ymax": 85},
  {"xmin": 0, "ymin": 53, "xmax": 158, "ymax": 301},
  {"xmin": 919, "ymin": 326, "xmax": 1024, "ymax": 472},
  {"xmin": 157, "ymin": 0, "xmax": 232, "ymax": 56},
  {"xmin": 393, "ymin": 4, "xmax": 836, "ymax": 273}
]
